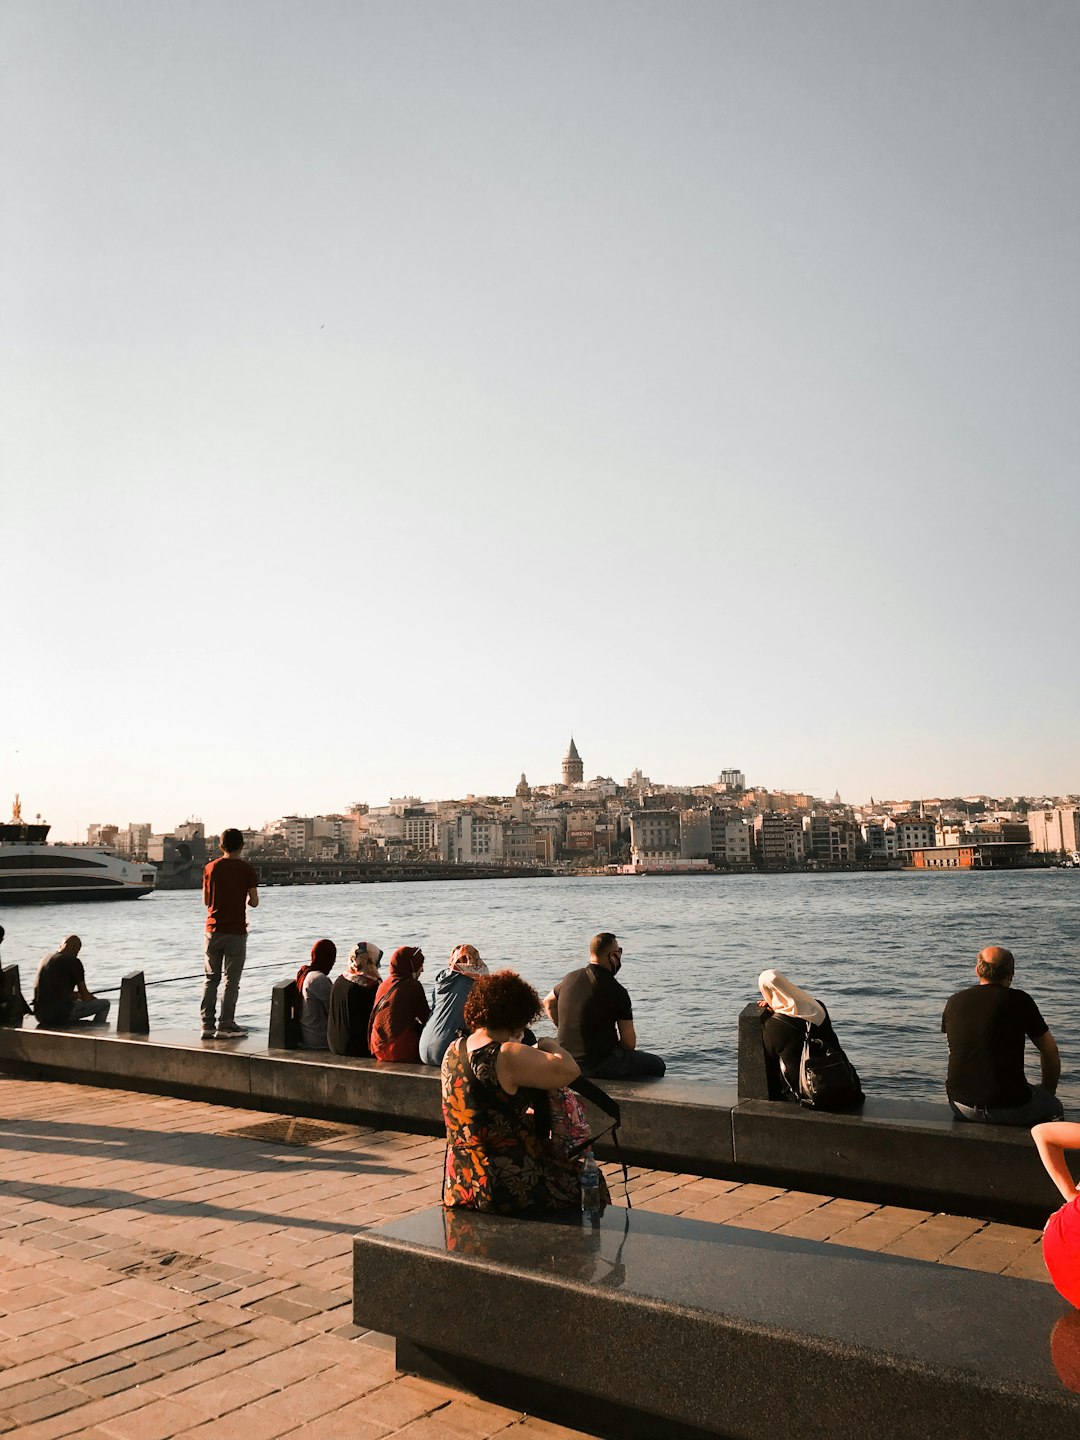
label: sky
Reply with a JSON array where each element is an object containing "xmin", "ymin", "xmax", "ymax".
[{"xmin": 3, "ymin": 1, "xmax": 1078, "ymax": 841}]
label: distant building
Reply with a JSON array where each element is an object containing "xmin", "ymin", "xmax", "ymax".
[
  {"xmin": 1028, "ymin": 807, "xmax": 1080, "ymax": 856},
  {"xmin": 562, "ymin": 737, "xmax": 584, "ymax": 787},
  {"xmin": 515, "ymin": 773, "xmax": 531, "ymax": 800},
  {"xmin": 630, "ymin": 810, "xmax": 680, "ymax": 865},
  {"xmin": 753, "ymin": 813, "xmax": 805, "ymax": 865},
  {"xmin": 803, "ymin": 813, "xmax": 859, "ymax": 864},
  {"xmin": 87, "ymin": 823, "xmax": 119, "ymax": 848},
  {"xmin": 719, "ymin": 768, "xmax": 745, "ymax": 791},
  {"xmin": 861, "ymin": 821, "xmax": 898, "ymax": 859},
  {"xmin": 893, "ymin": 817, "xmax": 936, "ymax": 854}
]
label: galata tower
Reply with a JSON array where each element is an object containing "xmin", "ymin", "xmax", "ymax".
[{"xmin": 562, "ymin": 737, "xmax": 584, "ymax": 787}]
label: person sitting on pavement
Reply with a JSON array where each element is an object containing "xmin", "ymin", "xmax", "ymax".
[
  {"xmin": 419, "ymin": 944, "xmax": 489, "ymax": 1067},
  {"xmin": 543, "ymin": 931, "xmax": 666, "ymax": 1080},
  {"xmin": 757, "ymin": 968, "xmax": 861, "ymax": 1105},
  {"xmin": 369, "ymin": 946, "xmax": 430, "ymax": 1062},
  {"xmin": 442, "ymin": 969, "xmax": 584, "ymax": 1213},
  {"xmin": 33, "ymin": 936, "xmax": 110, "ymax": 1028},
  {"xmin": 942, "ymin": 945, "xmax": 1063, "ymax": 1126},
  {"xmin": 1033, "ymin": 1122, "xmax": 1080, "ymax": 1309},
  {"xmin": 296, "ymin": 939, "xmax": 337, "ymax": 1050},
  {"xmin": 327, "ymin": 942, "xmax": 383, "ymax": 1057}
]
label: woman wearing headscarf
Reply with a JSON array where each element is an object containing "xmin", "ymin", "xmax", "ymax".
[
  {"xmin": 327, "ymin": 942, "xmax": 383, "ymax": 1057},
  {"xmin": 296, "ymin": 939, "xmax": 337, "ymax": 1051},
  {"xmin": 757, "ymin": 968, "xmax": 857, "ymax": 1104},
  {"xmin": 369, "ymin": 946, "xmax": 430, "ymax": 1062},
  {"xmin": 418, "ymin": 944, "xmax": 489, "ymax": 1067}
]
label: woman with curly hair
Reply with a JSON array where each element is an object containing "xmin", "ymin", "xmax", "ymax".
[{"xmin": 441, "ymin": 968, "xmax": 584, "ymax": 1214}]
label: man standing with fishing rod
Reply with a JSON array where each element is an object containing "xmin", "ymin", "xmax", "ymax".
[{"xmin": 201, "ymin": 828, "xmax": 258, "ymax": 1040}]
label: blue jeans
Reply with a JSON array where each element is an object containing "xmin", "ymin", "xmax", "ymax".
[
  {"xmin": 69, "ymin": 996, "xmax": 110, "ymax": 1024},
  {"xmin": 585, "ymin": 1046, "xmax": 666, "ymax": 1080},
  {"xmin": 949, "ymin": 1085, "xmax": 1063, "ymax": 1126}
]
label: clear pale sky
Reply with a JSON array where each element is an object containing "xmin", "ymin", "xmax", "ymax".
[{"xmin": 3, "ymin": 2, "xmax": 1078, "ymax": 841}]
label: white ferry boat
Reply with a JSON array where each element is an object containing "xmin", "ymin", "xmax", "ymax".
[{"xmin": 0, "ymin": 803, "xmax": 156, "ymax": 904}]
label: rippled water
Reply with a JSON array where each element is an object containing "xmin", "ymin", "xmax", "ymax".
[{"xmin": 4, "ymin": 870, "xmax": 1079, "ymax": 1107}]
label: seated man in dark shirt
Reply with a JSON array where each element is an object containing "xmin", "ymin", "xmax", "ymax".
[
  {"xmin": 33, "ymin": 935, "xmax": 110, "ymax": 1027},
  {"xmin": 941, "ymin": 944, "xmax": 1063, "ymax": 1125},
  {"xmin": 543, "ymin": 931, "xmax": 666, "ymax": 1080}
]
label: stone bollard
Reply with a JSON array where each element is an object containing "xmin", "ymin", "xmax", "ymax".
[
  {"xmin": 269, "ymin": 981, "xmax": 302, "ymax": 1049},
  {"xmin": 117, "ymin": 971, "xmax": 150, "ymax": 1034},
  {"xmin": 0, "ymin": 964, "xmax": 30, "ymax": 1025},
  {"xmin": 737, "ymin": 1000, "xmax": 772, "ymax": 1100}
]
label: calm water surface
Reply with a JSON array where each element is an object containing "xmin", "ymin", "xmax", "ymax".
[{"xmin": 4, "ymin": 870, "xmax": 1079, "ymax": 1107}]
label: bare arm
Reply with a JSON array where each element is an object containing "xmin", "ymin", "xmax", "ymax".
[
  {"xmin": 1035, "ymin": 1030, "xmax": 1061, "ymax": 1093},
  {"xmin": 542, "ymin": 989, "xmax": 558, "ymax": 1025},
  {"xmin": 247, "ymin": 887, "xmax": 259, "ymax": 909},
  {"xmin": 617, "ymin": 1018, "xmax": 637, "ymax": 1051},
  {"xmin": 496, "ymin": 1039, "xmax": 580, "ymax": 1094},
  {"xmin": 1032, "ymin": 1122, "xmax": 1080, "ymax": 1202},
  {"xmin": 76, "ymin": 981, "xmax": 93, "ymax": 1002}
]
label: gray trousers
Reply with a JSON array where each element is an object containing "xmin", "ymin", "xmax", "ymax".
[
  {"xmin": 949, "ymin": 1085, "xmax": 1064, "ymax": 1126},
  {"xmin": 201, "ymin": 933, "xmax": 247, "ymax": 1029}
]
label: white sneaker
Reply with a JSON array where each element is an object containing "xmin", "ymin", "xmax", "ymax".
[{"xmin": 215, "ymin": 1024, "xmax": 248, "ymax": 1038}]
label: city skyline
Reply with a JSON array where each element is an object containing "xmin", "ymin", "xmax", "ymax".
[
  {"xmin": 28, "ymin": 730, "xmax": 1080, "ymax": 846},
  {"xmin": 4, "ymin": 4, "xmax": 1078, "ymax": 846}
]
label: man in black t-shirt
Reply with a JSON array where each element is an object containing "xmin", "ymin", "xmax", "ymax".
[
  {"xmin": 543, "ymin": 932, "xmax": 666, "ymax": 1080},
  {"xmin": 941, "ymin": 945, "xmax": 1063, "ymax": 1125},
  {"xmin": 33, "ymin": 936, "xmax": 110, "ymax": 1028}
]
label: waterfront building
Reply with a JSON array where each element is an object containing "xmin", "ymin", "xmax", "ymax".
[
  {"xmin": 1028, "ymin": 806, "xmax": 1080, "ymax": 856},
  {"xmin": 893, "ymin": 816, "xmax": 936, "ymax": 854},
  {"xmin": 861, "ymin": 820, "xmax": 898, "ymax": 859},
  {"xmin": 753, "ymin": 812, "xmax": 805, "ymax": 865},
  {"xmin": 630, "ymin": 809, "xmax": 681, "ymax": 865},
  {"xmin": 803, "ymin": 813, "xmax": 860, "ymax": 864},
  {"xmin": 562, "ymin": 737, "xmax": 584, "ymax": 787},
  {"xmin": 115, "ymin": 822, "xmax": 152, "ymax": 860},
  {"xmin": 87, "ymin": 823, "xmax": 119, "ymax": 847}
]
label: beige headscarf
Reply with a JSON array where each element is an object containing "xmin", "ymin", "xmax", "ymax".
[
  {"xmin": 758, "ymin": 968, "xmax": 826, "ymax": 1026},
  {"xmin": 448, "ymin": 944, "xmax": 488, "ymax": 979},
  {"xmin": 347, "ymin": 942, "xmax": 383, "ymax": 985}
]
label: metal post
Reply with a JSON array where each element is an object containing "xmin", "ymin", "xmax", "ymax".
[{"xmin": 117, "ymin": 971, "xmax": 150, "ymax": 1034}]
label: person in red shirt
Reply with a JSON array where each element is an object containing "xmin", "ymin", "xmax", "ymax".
[
  {"xmin": 1034, "ymin": 1122, "xmax": 1080, "ymax": 1310},
  {"xmin": 201, "ymin": 828, "xmax": 259, "ymax": 1040}
]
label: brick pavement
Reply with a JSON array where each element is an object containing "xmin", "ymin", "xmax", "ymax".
[{"xmin": 0, "ymin": 1076, "xmax": 1051, "ymax": 1438}]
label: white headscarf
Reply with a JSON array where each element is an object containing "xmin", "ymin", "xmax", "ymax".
[
  {"xmin": 448, "ymin": 943, "xmax": 488, "ymax": 979},
  {"xmin": 758, "ymin": 968, "xmax": 826, "ymax": 1026}
]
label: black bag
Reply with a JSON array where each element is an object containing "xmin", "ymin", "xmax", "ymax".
[{"xmin": 792, "ymin": 1020, "xmax": 863, "ymax": 1111}]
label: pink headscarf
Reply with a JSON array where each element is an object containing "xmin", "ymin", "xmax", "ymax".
[{"xmin": 448, "ymin": 944, "xmax": 488, "ymax": 979}]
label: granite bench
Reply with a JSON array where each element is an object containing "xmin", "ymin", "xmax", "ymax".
[{"xmin": 353, "ymin": 1203, "xmax": 1080, "ymax": 1440}]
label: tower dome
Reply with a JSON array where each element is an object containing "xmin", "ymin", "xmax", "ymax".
[
  {"xmin": 516, "ymin": 773, "xmax": 531, "ymax": 799},
  {"xmin": 562, "ymin": 737, "xmax": 584, "ymax": 787}
]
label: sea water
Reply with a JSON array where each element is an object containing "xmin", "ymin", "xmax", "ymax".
[{"xmin": 3, "ymin": 869, "xmax": 1079, "ymax": 1108}]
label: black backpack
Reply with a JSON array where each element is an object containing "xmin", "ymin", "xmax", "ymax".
[{"xmin": 790, "ymin": 1020, "xmax": 863, "ymax": 1111}]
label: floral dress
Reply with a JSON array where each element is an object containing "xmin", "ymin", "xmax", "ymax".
[{"xmin": 441, "ymin": 1038, "xmax": 583, "ymax": 1214}]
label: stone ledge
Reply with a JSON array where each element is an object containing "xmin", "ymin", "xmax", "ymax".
[{"xmin": 0, "ymin": 1021, "xmax": 1073, "ymax": 1224}]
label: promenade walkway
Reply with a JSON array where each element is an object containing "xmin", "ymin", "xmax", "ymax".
[{"xmin": 0, "ymin": 1076, "xmax": 1051, "ymax": 1439}]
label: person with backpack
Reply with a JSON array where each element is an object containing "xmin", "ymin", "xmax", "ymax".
[{"xmin": 757, "ymin": 968, "xmax": 863, "ymax": 1110}]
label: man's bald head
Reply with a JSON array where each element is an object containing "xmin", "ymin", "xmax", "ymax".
[
  {"xmin": 976, "ymin": 946, "xmax": 1014, "ymax": 984},
  {"xmin": 60, "ymin": 935, "xmax": 82, "ymax": 955}
]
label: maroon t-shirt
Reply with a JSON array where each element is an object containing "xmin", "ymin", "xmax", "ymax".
[{"xmin": 203, "ymin": 856, "xmax": 258, "ymax": 935}]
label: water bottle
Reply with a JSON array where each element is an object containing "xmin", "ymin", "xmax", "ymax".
[{"xmin": 580, "ymin": 1152, "xmax": 602, "ymax": 1215}]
